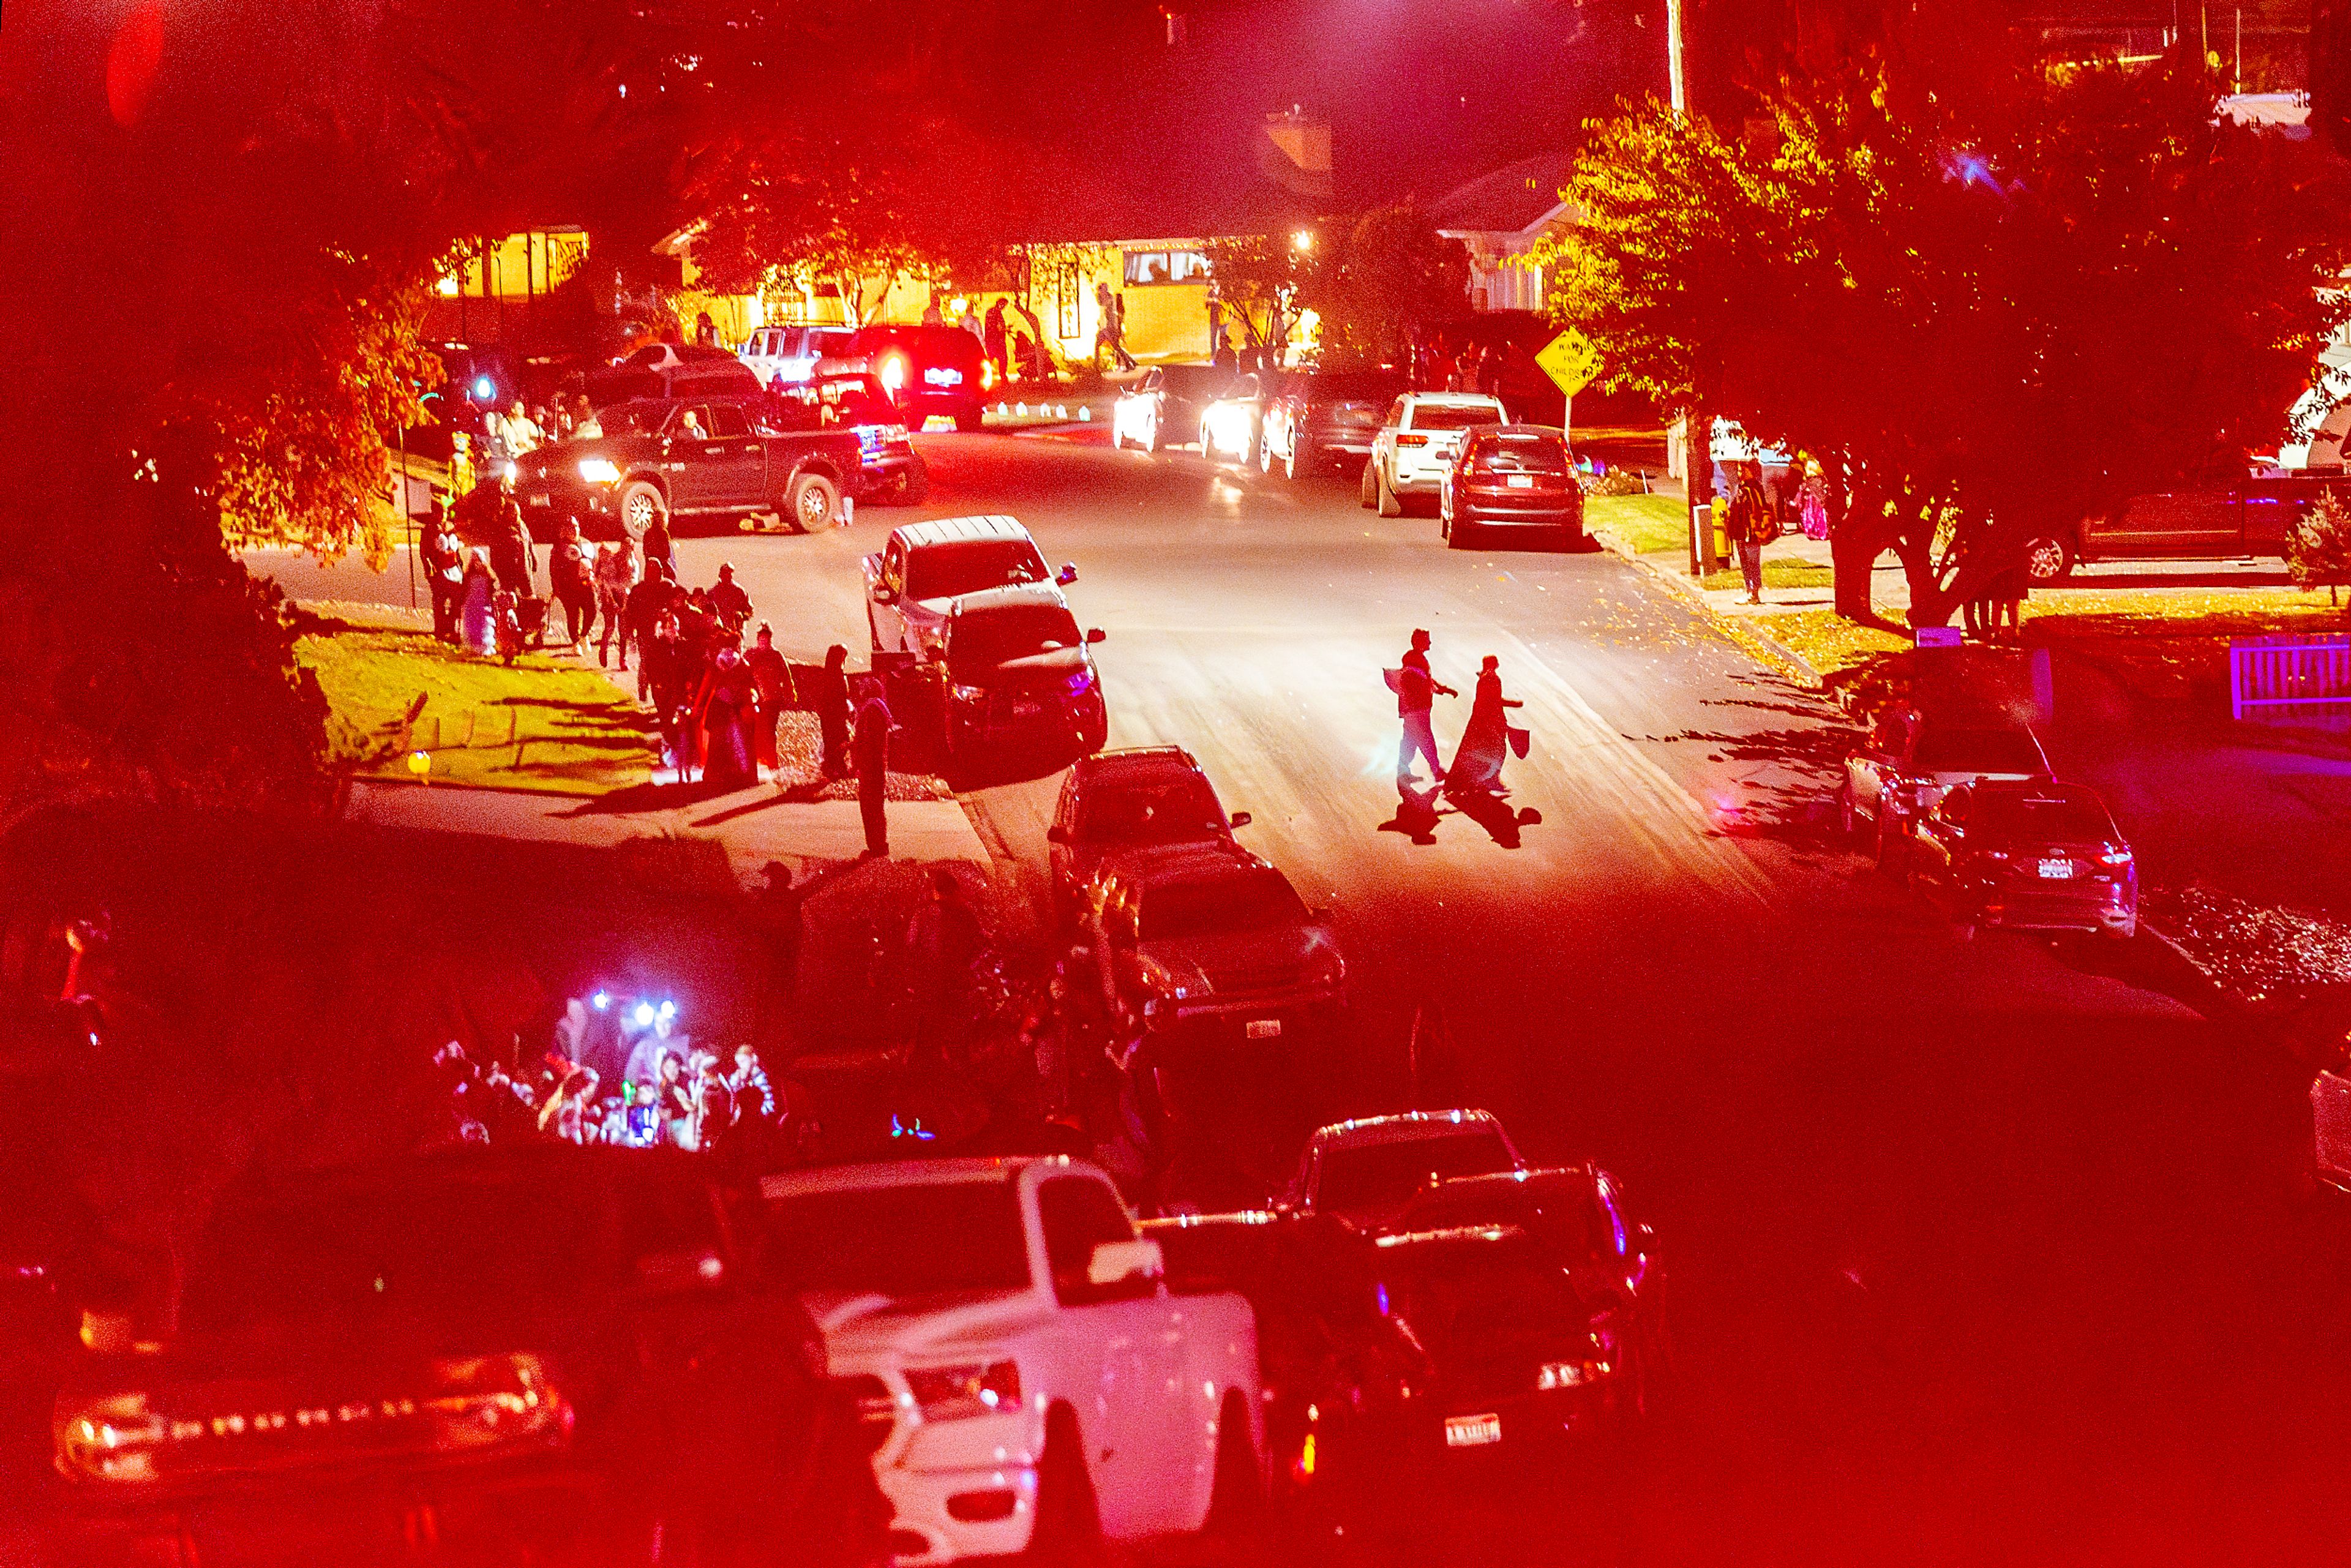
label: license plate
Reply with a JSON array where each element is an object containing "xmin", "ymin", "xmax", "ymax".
[
  {"xmin": 1012, "ymin": 701, "xmax": 1042, "ymax": 718},
  {"xmin": 2038, "ymin": 858, "xmax": 2075, "ymax": 879},
  {"xmin": 1506, "ymin": 475, "xmax": 1535, "ymax": 489},
  {"xmin": 526, "ymin": 494, "xmax": 549, "ymax": 506},
  {"xmin": 1444, "ymin": 1414, "xmax": 1501, "ymax": 1448},
  {"xmin": 1246, "ymin": 1018, "xmax": 1281, "ymax": 1039}
]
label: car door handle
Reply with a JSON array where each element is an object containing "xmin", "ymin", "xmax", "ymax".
[{"xmin": 704, "ymin": 445, "xmax": 725, "ymax": 455}]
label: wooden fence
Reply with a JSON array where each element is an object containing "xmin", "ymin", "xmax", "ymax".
[{"xmin": 2230, "ymin": 634, "xmax": 2351, "ymax": 723}]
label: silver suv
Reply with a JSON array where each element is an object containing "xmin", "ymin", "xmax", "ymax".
[{"xmin": 863, "ymin": 514, "xmax": 1076, "ymax": 656}]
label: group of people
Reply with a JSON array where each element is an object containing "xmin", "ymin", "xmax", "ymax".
[
  {"xmin": 924, "ymin": 293, "xmax": 1057, "ymax": 387},
  {"xmin": 1393, "ymin": 628, "xmax": 1528, "ymax": 800},
  {"xmin": 1409, "ymin": 335, "xmax": 1517, "ymax": 399}
]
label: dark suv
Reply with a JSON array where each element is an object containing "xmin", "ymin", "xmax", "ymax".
[
  {"xmin": 1048, "ymin": 747, "xmax": 1251, "ymax": 918},
  {"xmin": 932, "ymin": 584, "xmax": 1109, "ymax": 762},
  {"xmin": 48, "ymin": 1147, "xmax": 887, "ymax": 1568},
  {"xmin": 828, "ymin": 325, "xmax": 988, "ymax": 431}
]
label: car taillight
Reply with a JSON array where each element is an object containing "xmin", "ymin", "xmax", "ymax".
[
  {"xmin": 2097, "ymin": 846, "xmax": 2132, "ymax": 867},
  {"xmin": 1395, "ymin": 433, "xmax": 1428, "ymax": 448}
]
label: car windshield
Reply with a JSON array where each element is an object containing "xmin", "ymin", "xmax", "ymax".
[
  {"xmin": 1970, "ymin": 792, "xmax": 2118, "ymax": 841},
  {"xmin": 1475, "ymin": 435, "xmax": 1570, "ymax": 473},
  {"xmin": 178, "ymin": 1170, "xmax": 716, "ymax": 1332},
  {"xmin": 1163, "ymin": 366, "xmax": 1230, "ymax": 397},
  {"xmin": 1404, "ymin": 1179, "xmax": 1603, "ymax": 1261},
  {"xmin": 905, "ymin": 541, "xmax": 1051, "ymax": 601},
  {"xmin": 1380, "ymin": 1245, "xmax": 1584, "ymax": 1364},
  {"xmin": 949, "ymin": 602, "xmax": 1083, "ymax": 671},
  {"xmin": 1409, "ymin": 404, "xmax": 1504, "ymax": 432},
  {"xmin": 1914, "ymin": 729, "xmax": 2045, "ymax": 774},
  {"xmin": 1318, "ymin": 1133, "xmax": 1518, "ymax": 1215},
  {"xmin": 600, "ymin": 403, "xmax": 667, "ymax": 435},
  {"xmin": 1139, "ymin": 868, "xmax": 1308, "ymax": 941},
  {"xmin": 766, "ymin": 1182, "xmax": 1030, "ymax": 1298},
  {"xmin": 1079, "ymin": 777, "xmax": 1227, "ymax": 846}
]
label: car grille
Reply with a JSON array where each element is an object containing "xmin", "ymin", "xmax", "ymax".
[{"xmin": 836, "ymin": 1375, "xmax": 898, "ymax": 1452}]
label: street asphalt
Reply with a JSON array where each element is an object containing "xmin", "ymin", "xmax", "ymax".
[{"xmin": 252, "ymin": 431, "xmax": 2351, "ymax": 1566}]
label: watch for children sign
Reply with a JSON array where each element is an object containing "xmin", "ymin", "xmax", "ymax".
[{"xmin": 1535, "ymin": 329, "xmax": 1602, "ymax": 397}]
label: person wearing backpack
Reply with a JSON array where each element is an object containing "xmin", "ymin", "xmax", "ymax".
[
  {"xmin": 1731, "ymin": 460, "xmax": 1779, "ymax": 605},
  {"xmin": 550, "ymin": 519, "xmax": 596, "ymax": 650}
]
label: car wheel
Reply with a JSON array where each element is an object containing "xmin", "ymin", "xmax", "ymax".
[
  {"xmin": 1024, "ymin": 1407, "xmax": 1103, "ymax": 1567},
  {"xmin": 888, "ymin": 461, "xmax": 929, "ymax": 506},
  {"xmin": 1257, "ymin": 429, "xmax": 1275, "ymax": 475},
  {"xmin": 1875, "ymin": 812, "xmax": 1907, "ymax": 879},
  {"xmin": 2025, "ymin": 532, "xmax": 2075, "ymax": 583},
  {"xmin": 1286, "ymin": 437, "xmax": 1315, "ymax": 480},
  {"xmin": 781, "ymin": 471, "xmax": 839, "ymax": 534},
  {"xmin": 618, "ymin": 480, "xmax": 666, "ymax": 542},
  {"xmin": 1376, "ymin": 465, "xmax": 1402, "ymax": 518},
  {"xmin": 1360, "ymin": 459, "xmax": 1378, "ymax": 509},
  {"xmin": 1837, "ymin": 784, "xmax": 1859, "ymax": 838},
  {"xmin": 1202, "ymin": 1391, "xmax": 1262, "ymax": 1537},
  {"xmin": 1142, "ymin": 412, "xmax": 1159, "ymax": 455}
]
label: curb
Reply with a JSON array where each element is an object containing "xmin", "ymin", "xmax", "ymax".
[{"xmin": 1588, "ymin": 525, "xmax": 1826, "ymax": 687}]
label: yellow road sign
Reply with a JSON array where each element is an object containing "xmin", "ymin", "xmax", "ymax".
[{"xmin": 1535, "ymin": 328, "xmax": 1602, "ymax": 398}]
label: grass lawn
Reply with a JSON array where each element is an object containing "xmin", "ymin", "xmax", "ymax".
[
  {"xmin": 1584, "ymin": 493, "xmax": 1689, "ymax": 555},
  {"xmin": 2022, "ymin": 586, "xmax": 2347, "ymax": 707},
  {"xmin": 1760, "ymin": 610, "xmax": 1916, "ymax": 679},
  {"xmin": 293, "ymin": 602, "xmax": 656, "ymax": 793},
  {"xmin": 1701, "ymin": 559, "xmax": 1836, "ymax": 591}
]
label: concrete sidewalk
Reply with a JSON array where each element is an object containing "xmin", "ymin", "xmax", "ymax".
[{"xmin": 345, "ymin": 779, "xmax": 989, "ymax": 884}]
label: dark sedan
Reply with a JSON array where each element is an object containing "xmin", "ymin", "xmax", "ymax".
[
  {"xmin": 1112, "ymin": 364, "xmax": 1233, "ymax": 455},
  {"xmin": 1905, "ymin": 779, "xmax": 2140, "ymax": 940},
  {"xmin": 1142, "ymin": 1211, "xmax": 1431, "ymax": 1550},
  {"xmin": 1261, "ymin": 368, "xmax": 1408, "ymax": 480},
  {"xmin": 1438, "ymin": 426, "xmax": 1586, "ymax": 549}
]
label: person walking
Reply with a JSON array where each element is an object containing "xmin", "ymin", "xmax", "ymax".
[
  {"xmin": 423, "ymin": 500, "xmax": 465, "ymax": 643},
  {"xmin": 1392, "ymin": 628, "xmax": 1457, "ymax": 785},
  {"xmin": 1730, "ymin": 460, "xmax": 1775, "ymax": 605},
  {"xmin": 852, "ymin": 676, "xmax": 892, "ymax": 858},
  {"xmin": 489, "ymin": 489, "xmax": 536, "ymax": 599},
  {"xmin": 459, "ymin": 549, "xmax": 497, "ymax": 656},
  {"xmin": 1444, "ymin": 655, "xmax": 1524, "ymax": 800},
  {"xmin": 623, "ymin": 560, "xmax": 673, "ymax": 700},
  {"xmin": 983, "ymin": 299, "xmax": 1008, "ymax": 384},
  {"xmin": 550, "ymin": 520, "xmax": 596, "ymax": 650},
  {"xmin": 642, "ymin": 512, "xmax": 676, "ymax": 582},
  {"xmin": 593, "ymin": 539, "xmax": 636, "ymax": 669},
  {"xmin": 788, "ymin": 643, "xmax": 851, "ymax": 781},
  {"xmin": 958, "ymin": 301, "xmax": 983, "ymax": 342},
  {"xmin": 708, "ymin": 562, "xmax": 752, "ymax": 639},
  {"xmin": 744, "ymin": 623, "xmax": 789, "ymax": 779}
]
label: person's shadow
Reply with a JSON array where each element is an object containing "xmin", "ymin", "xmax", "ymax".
[
  {"xmin": 1450, "ymin": 785, "xmax": 1540, "ymax": 849},
  {"xmin": 1379, "ymin": 781, "xmax": 1444, "ymax": 845}
]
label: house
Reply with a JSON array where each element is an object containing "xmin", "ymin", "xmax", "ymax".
[{"xmin": 1428, "ymin": 152, "xmax": 1574, "ymax": 315}]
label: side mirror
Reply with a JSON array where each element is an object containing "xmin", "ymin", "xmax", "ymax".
[
  {"xmin": 1046, "ymin": 824, "xmax": 1070, "ymax": 844},
  {"xmin": 1226, "ymin": 811, "xmax": 1252, "ymax": 829},
  {"xmin": 1057, "ymin": 563, "xmax": 1079, "ymax": 586},
  {"xmin": 1084, "ymin": 628, "xmax": 1106, "ymax": 645},
  {"xmin": 1086, "ymin": 1237, "xmax": 1164, "ymax": 1289}
]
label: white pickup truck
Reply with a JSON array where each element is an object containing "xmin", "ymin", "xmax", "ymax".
[{"xmin": 762, "ymin": 1157, "xmax": 1264, "ymax": 1565}]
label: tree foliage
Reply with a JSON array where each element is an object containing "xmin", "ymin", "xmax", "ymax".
[
  {"xmin": 1308, "ymin": 205, "xmax": 1466, "ymax": 370},
  {"xmin": 2289, "ymin": 493, "xmax": 2351, "ymax": 607},
  {"xmin": 1543, "ymin": 39, "xmax": 2351, "ymax": 624}
]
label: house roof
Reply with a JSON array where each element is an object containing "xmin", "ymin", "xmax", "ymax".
[{"xmin": 1427, "ymin": 152, "xmax": 1576, "ymax": 238}]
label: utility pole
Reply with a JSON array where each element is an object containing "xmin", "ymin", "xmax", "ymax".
[
  {"xmin": 1668, "ymin": 0, "xmax": 1712, "ymax": 576},
  {"xmin": 1667, "ymin": 0, "xmax": 1687, "ymax": 114}
]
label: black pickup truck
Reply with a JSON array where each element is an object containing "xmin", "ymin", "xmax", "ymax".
[
  {"xmin": 2024, "ymin": 471, "xmax": 2351, "ymax": 582},
  {"xmin": 513, "ymin": 394, "xmax": 921, "ymax": 542}
]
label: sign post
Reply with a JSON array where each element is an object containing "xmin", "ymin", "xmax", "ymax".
[{"xmin": 1535, "ymin": 328, "xmax": 1602, "ymax": 443}]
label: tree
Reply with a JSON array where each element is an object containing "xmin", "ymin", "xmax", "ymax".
[
  {"xmin": 1310, "ymin": 204, "xmax": 1466, "ymax": 370},
  {"xmin": 1543, "ymin": 36, "xmax": 2351, "ymax": 626},
  {"xmin": 2289, "ymin": 493, "xmax": 2351, "ymax": 608}
]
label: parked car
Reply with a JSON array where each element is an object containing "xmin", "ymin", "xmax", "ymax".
[
  {"xmin": 51, "ymin": 1147, "xmax": 889, "ymax": 1568},
  {"xmin": 1438, "ymin": 426, "xmax": 1585, "ymax": 549},
  {"xmin": 1076, "ymin": 844, "xmax": 1346, "ymax": 1045},
  {"xmin": 1048, "ymin": 747, "xmax": 1251, "ymax": 920},
  {"xmin": 823, "ymin": 324, "xmax": 989, "ymax": 431},
  {"xmin": 1283, "ymin": 1109, "xmax": 1526, "ymax": 1226},
  {"xmin": 925, "ymin": 585, "xmax": 1109, "ymax": 763},
  {"xmin": 585, "ymin": 345, "xmax": 763, "ymax": 411},
  {"xmin": 1260, "ymin": 368, "xmax": 1409, "ymax": 480},
  {"xmin": 1198, "ymin": 372, "xmax": 1284, "ymax": 465},
  {"xmin": 1141, "ymin": 1211, "xmax": 1430, "ymax": 1545},
  {"xmin": 2022, "ymin": 468, "xmax": 2351, "ymax": 582},
  {"xmin": 1839, "ymin": 717, "xmax": 2053, "ymax": 866},
  {"xmin": 1905, "ymin": 779, "xmax": 2139, "ymax": 940},
  {"xmin": 741, "ymin": 324, "xmax": 857, "ymax": 389},
  {"xmin": 1112, "ymin": 364, "xmax": 1234, "ymax": 455},
  {"xmin": 514, "ymin": 396, "xmax": 885, "ymax": 541},
  {"xmin": 1363, "ymin": 1214, "xmax": 1651, "ymax": 1453},
  {"xmin": 1362, "ymin": 392, "xmax": 1509, "ymax": 517},
  {"xmin": 863, "ymin": 515, "xmax": 1074, "ymax": 656},
  {"xmin": 760, "ymin": 1158, "xmax": 1264, "ymax": 1566}
]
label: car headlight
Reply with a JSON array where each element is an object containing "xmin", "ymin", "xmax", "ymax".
[
  {"xmin": 882, "ymin": 424, "xmax": 910, "ymax": 445},
  {"xmin": 578, "ymin": 458, "xmax": 621, "ymax": 486},
  {"xmin": 56, "ymin": 1392, "xmax": 167, "ymax": 1483},
  {"xmin": 1065, "ymin": 669, "xmax": 1095, "ymax": 697},
  {"xmin": 1306, "ymin": 950, "xmax": 1346, "ymax": 988},
  {"xmin": 904, "ymin": 1361, "xmax": 1020, "ymax": 1421},
  {"xmin": 950, "ymin": 682, "xmax": 988, "ymax": 703}
]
